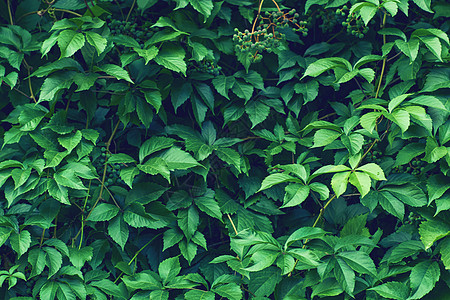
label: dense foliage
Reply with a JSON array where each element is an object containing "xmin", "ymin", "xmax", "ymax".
[{"xmin": 0, "ymin": 0, "xmax": 449, "ymax": 299}]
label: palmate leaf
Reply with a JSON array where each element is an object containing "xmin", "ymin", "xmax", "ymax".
[
  {"xmin": 282, "ymin": 184, "xmax": 310, "ymax": 208},
  {"xmin": 418, "ymin": 219, "xmax": 450, "ymax": 249},
  {"xmin": 87, "ymin": 203, "xmax": 120, "ymax": 222},
  {"xmin": 177, "ymin": 206, "xmax": 199, "ymax": 241},
  {"xmin": 158, "ymin": 256, "xmax": 181, "ymax": 285},
  {"xmin": 154, "ymin": 44, "xmax": 186, "ymax": 75},
  {"xmin": 334, "ymin": 257, "xmax": 355, "ymax": 295},
  {"xmin": 57, "ymin": 30, "xmax": 85, "ymax": 58},
  {"xmin": 9, "ymin": 230, "xmax": 31, "ymax": 258},
  {"xmin": 409, "ymin": 261, "xmax": 440, "ymax": 299},
  {"xmin": 369, "ymin": 282, "xmax": 410, "ymax": 300},
  {"xmin": 159, "ymin": 147, "xmax": 202, "ymax": 170},
  {"xmin": 108, "ymin": 214, "xmax": 129, "ymax": 250}
]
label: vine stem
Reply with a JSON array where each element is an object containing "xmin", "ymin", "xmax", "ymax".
[
  {"xmin": 227, "ymin": 214, "xmax": 238, "ymax": 235},
  {"xmin": 113, "ymin": 233, "xmax": 163, "ymax": 284},
  {"xmin": 72, "ymin": 121, "xmax": 121, "ymax": 247},
  {"xmin": 85, "ymin": 121, "xmax": 121, "ymax": 220},
  {"xmin": 375, "ymin": 12, "xmax": 387, "ymax": 98},
  {"xmin": 7, "ymin": 0, "xmax": 14, "ymax": 25},
  {"xmin": 125, "ymin": 0, "xmax": 136, "ymax": 23},
  {"xmin": 83, "ymin": 0, "xmax": 94, "ymax": 16}
]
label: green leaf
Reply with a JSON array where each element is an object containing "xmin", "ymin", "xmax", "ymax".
[
  {"xmin": 47, "ymin": 180, "xmax": 70, "ymax": 205},
  {"xmin": 85, "ymin": 31, "xmax": 107, "ymax": 55},
  {"xmin": 276, "ymin": 253, "xmax": 296, "ymax": 275},
  {"xmin": 119, "ymin": 166, "xmax": 140, "ymax": 188},
  {"xmin": 9, "ymin": 230, "xmax": 31, "ymax": 257},
  {"xmin": 194, "ymin": 189, "xmax": 222, "ymax": 220},
  {"xmin": 57, "ymin": 30, "xmax": 85, "ymax": 58},
  {"xmin": 185, "ymin": 290, "xmax": 215, "ymax": 300},
  {"xmin": 96, "ymin": 64, "xmax": 133, "ymax": 83},
  {"xmin": 212, "ymin": 75, "xmax": 235, "ymax": 99},
  {"xmin": 134, "ymin": 46, "xmax": 159, "ymax": 64},
  {"xmin": 154, "ymin": 44, "xmax": 186, "ymax": 75},
  {"xmin": 278, "ymin": 50, "xmax": 302, "ymax": 71},
  {"xmin": 213, "ymin": 282, "xmax": 242, "ymax": 300},
  {"xmin": 170, "ymin": 80, "xmax": 192, "ymax": 112},
  {"xmin": 178, "ymin": 206, "xmax": 199, "ymax": 241},
  {"xmin": 394, "ymin": 143, "xmax": 426, "ymax": 167},
  {"xmin": 409, "ymin": 261, "xmax": 440, "ymax": 299},
  {"xmin": 138, "ymin": 157, "xmax": 171, "ymax": 182},
  {"xmin": 28, "ymin": 248, "xmax": 46, "ymax": 278},
  {"xmin": 144, "ymin": 89, "xmax": 162, "ymax": 113},
  {"xmin": 360, "ymin": 4, "xmax": 378, "ymax": 26},
  {"xmin": 379, "ymin": 190, "xmax": 405, "ymax": 220},
  {"xmin": 54, "ymin": 169, "xmax": 86, "ymax": 190},
  {"xmin": 419, "ymin": 219, "xmax": 450, "ymax": 250},
  {"xmin": 360, "ymin": 112, "xmax": 382, "ymax": 133},
  {"xmin": 31, "ymin": 58, "xmax": 83, "ymax": 77},
  {"xmin": 381, "ymin": 184, "xmax": 427, "ymax": 207},
  {"xmin": 412, "ymin": 0, "xmax": 433, "ymax": 13},
  {"xmin": 356, "ymin": 163, "xmax": 386, "ymax": 180},
  {"xmin": 88, "ymin": 203, "xmax": 120, "ymax": 222},
  {"xmin": 288, "ymin": 248, "xmax": 321, "ymax": 268},
  {"xmin": 331, "ymin": 171, "xmax": 351, "ymax": 198},
  {"xmin": 163, "ymin": 228, "xmax": 184, "ymax": 251},
  {"xmin": 108, "ymin": 215, "xmax": 129, "ymax": 250},
  {"xmin": 0, "ymin": 227, "xmax": 12, "ymax": 247},
  {"xmin": 158, "ymin": 256, "xmax": 181, "ymax": 285},
  {"xmin": 11, "ymin": 168, "xmax": 31, "ymax": 189},
  {"xmin": 440, "ymin": 237, "xmax": 450, "ymax": 270},
  {"xmin": 302, "ymin": 57, "xmax": 351, "ymax": 79},
  {"xmin": 179, "ymin": 239, "xmax": 198, "ymax": 265},
  {"xmin": 189, "ymin": 0, "xmax": 213, "ymax": 20},
  {"xmin": 388, "ymin": 240, "xmax": 424, "ymax": 264},
  {"xmin": 44, "ymin": 247, "xmax": 62, "ymax": 278},
  {"xmin": 311, "ymin": 277, "xmax": 343, "ymax": 298},
  {"xmin": 139, "ymin": 136, "xmax": 176, "ymax": 163},
  {"xmin": 369, "ymin": 282, "xmax": 410, "ymax": 300},
  {"xmin": 248, "ymin": 267, "xmax": 281, "ymax": 297},
  {"xmin": 388, "ymin": 109, "xmax": 410, "ymax": 133},
  {"xmin": 40, "ymin": 281, "xmax": 58, "ymax": 300},
  {"xmin": 215, "ymin": 148, "xmax": 241, "ymax": 171},
  {"xmin": 159, "ymin": 147, "xmax": 202, "ymax": 170},
  {"xmin": 122, "ymin": 271, "xmax": 162, "ymax": 291},
  {"xmin": 57, "ymin": 130, "xmax": 82, "ymax": 153},
  {"xmin": 421, "ymin": 69, "xmax": 450, "ymax": 92},
  {"xmin": 309, "ymin": 182, "xmax": 330, "ymax": 200},
  {"xmin": 285, "ymin": 227, "xmax": 327, "ymax": 249},
  {"xmin": 334, "ymin": 257, "xmax": 355, "ymax": 295},
  {"xmin": 68, "ymin": 246, "xmax": 93, "ymax": 269},
  {"xmin": 126, "ymin": 182, "xmax": 169, "ymax": 206},
  {"xmin": 232, "ymin": 79, "xmax": 254, "ymax": 102},
  {"xmin": 395, "ymin": 39, "xmax": 420, "ymax": 62},
  {"xmin": 408, "ymin": 95, "xmax": 447, "ymax": 110},
  {"xmin": 337, "ymin": 251, "xmax": 377, "ymax": 277},
  {"xmin": 312, "ymin": 129, "xmax": 342, "ymax": 148},
  {"xmin": 259, "ymin": 173, "xmax": 298, "ymax": 192},
  {"xmin": 294, "ymin": 80, "xmax": 319, "ymax": 104},
  {"xmin": 282, "ymin": 184, "xmax": 310, "ymax": 208},
  {"xmin": 245, "ymin": 100, "xmax": 270, "ymax": 129}
]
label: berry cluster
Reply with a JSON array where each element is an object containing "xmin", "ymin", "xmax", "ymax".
[
  {"xmin": 342, "ymin": 10, "xmax": 369, "ymax": 38},
  {"xmin": 106, "ymin": 15, "xmax": 153, "ymax": 46},
  {"xmin": 366, "ymin": 150, "xmax": 383, "ymax": 164},
  {"xmin": 405, "ymin": 211, "xmax": 425, "ymax": 225},
  {"xmin": 233, "ymin": 9, "xmax": 308, "ymax": 63},
  {"xmin": 189, "ymin": 60, "xmax": 222, "ymax": 76},
  {"xmin": 315, "ymin": 8, "xmax": 346, "ymax": 33},
  {"xmin": 392, "ymin": 159, "xmax": 427, "ymax": 176},
  {"xmin": 93, "ymin": 147, "xmax": 125, "ymax": 186}
]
